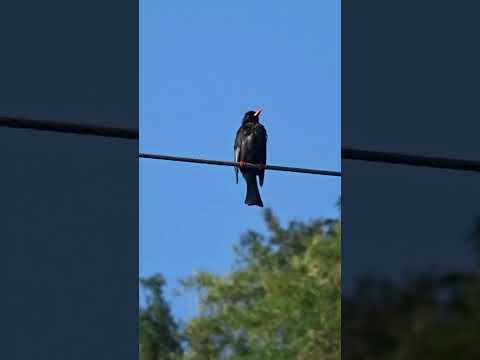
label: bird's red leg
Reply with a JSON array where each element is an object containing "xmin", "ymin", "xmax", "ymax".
[{"xmin": 239, "ymin": 160, "xmax": 246, "ymax": 168}]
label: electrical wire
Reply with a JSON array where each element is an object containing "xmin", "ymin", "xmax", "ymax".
[
  {"xmin": 140, "ymin": 153, "xmax": 341, "ymax": 177},
  {"xmin": 3, "ymin": 116, "xmax": 479, "ymax": 174}
]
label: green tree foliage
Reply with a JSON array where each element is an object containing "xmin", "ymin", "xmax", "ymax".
[
  {"xmin": 139, "ymin": 274, "xmax": 182, "ymax": 360},
  {"xmin": 180, "ymin": 208, "xmax": 341, "ymax": 359}
]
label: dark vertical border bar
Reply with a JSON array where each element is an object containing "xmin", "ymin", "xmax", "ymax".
[
  {"xmin": 1, "ymin": 1, "xmax": 138, "ymax": 359},
  {"xmin": 343, "ymin": 1, "xmax": 480, "ymax": 359}
]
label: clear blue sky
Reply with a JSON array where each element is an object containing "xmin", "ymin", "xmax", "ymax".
[{"xmin": 140, "ymin": 0, "xmax": 340, "ymax": 321}]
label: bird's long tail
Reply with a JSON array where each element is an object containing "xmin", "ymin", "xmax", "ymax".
[{"xmin": 245, "ymin": 172, "xmax": 263, "ymax": 207}]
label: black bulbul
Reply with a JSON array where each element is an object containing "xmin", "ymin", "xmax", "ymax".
[{"xmin": 234, "ymin": 108, "xmax": 267, "ymax": 207}]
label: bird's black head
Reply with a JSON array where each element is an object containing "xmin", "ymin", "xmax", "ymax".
[{"xmin": 242, "ymin": 108, "xmax": 263, "ymax": 124}]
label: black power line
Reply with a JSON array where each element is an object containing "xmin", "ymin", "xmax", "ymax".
[
  {"xmin": 140, "ymin": 153, "xmax": 341, "ymax": 177},
  {"xmin": 3, "ymin": 116, "xmax": 480, "ymax": 174},
  {"xmin": 0, "ymin": 116, "xmax": 139, "ymax": 139}
]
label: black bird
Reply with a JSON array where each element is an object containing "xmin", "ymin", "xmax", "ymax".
[{"xmin": 234, "ymin": 108, "xmax": 268, "ymax": 207}]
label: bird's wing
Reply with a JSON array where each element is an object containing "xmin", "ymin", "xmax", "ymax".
[
  {"xmin": 234, "ymin": 128, "xmax": 242, "ymax": 184},
  {"xmin": 257, "ymin": 125, "xmax": 267, "ymax": 187},
  {"xmin": 234, "ymin": 146, "xmax": 240, "ymax": 183}
]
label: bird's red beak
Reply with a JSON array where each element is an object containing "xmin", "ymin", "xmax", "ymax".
[{"xmin": 254, "ymin": 108, "xmax": 263, "ymax": 117}]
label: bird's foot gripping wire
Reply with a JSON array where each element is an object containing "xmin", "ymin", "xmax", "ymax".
[{"xmin": 239, "ymin": 161, "xmax": 246, "ymax": 168}]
